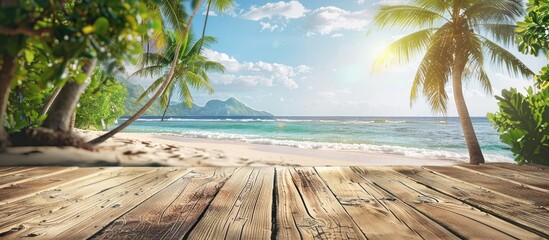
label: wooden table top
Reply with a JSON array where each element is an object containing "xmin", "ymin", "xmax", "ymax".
[{"xmin": 0, "ymin": 163, "xmax": 547, "ymax": 239}]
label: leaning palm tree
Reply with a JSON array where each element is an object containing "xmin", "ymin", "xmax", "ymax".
[
  {"xmin": 371, "ymin": 0, "xmax": 534, "ymax": 164},
  {"xmin": 199, "ymin": 0, "xmax": 234, "ymax": 51},
  {"xmin": 89, "ymin": 0, "xmax": 204, "ymax": 145},
  {"xmin": 133, "ymin": 32, "xmax": 224, "ymax": 121}
]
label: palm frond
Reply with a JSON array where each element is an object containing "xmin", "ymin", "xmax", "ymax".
[
  {"xmin": 178, "ymin": 81, "xmax": 194, "ymax": 107},
  {"xmin": 160, "ymin": 84, "xmax": 174, "ymax": 109},
  {"xmin": 211, "ymin": 0, "xmax": 235, "ymax": 12},
  {"xmin": 184, "ymin": 71, "xmax": 214, "ymax": 93},
  {"xmin": 473, "ymin": 24, "xmax": 517, "ymax": 48},
  {"xmin": 461, "ymin": 29, "xmax": 493, "ymax": 94},
  {"xmin": 411, "ymin": 24, "xmax": 454, "ymax": 113},
  {"xmin": 371, "ymin": 5, "xmax": 446, "ymax": 31},
  {"xmin": 373, "ymin": 28, "xmax": 435, "ymax": 72},
  {"xmin": 136, "ymin": 76, "xmax": 165, "ymax": 103},
  {"xmin": 160, "ymin": 0, "xmax": 188, "ymax": 32},
  {"xmin": 202, "ymin": 60, "xmax": 225, "ymax": 73},
  {"xmin": 188, "ymin": 36, "xmax": 217, "ymax": 56},
  {"xmin": 137, "ymin": 53, "xmax": 170, "ymax": 68},
  {"xmin": 132, "ymin": 65, "xmax": 166, "ymax": 79},
  {"xmin": 464, "ymin": 0, "xmax": 524, "ymax": 25},
  {"xmin": 480, "ymin": 36, "xmax": 534, "ymax": 78},
  {"xmin": 410, "ymin": 0, "xmax": 451, "ymax": 15}
]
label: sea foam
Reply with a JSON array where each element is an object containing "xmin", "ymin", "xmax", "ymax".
[{"xmin": 178, "ymin": 130, "xmax": 513, "ymax": 163}]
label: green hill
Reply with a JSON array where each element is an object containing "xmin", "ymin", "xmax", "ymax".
[{"xmin": 122, "ymin": 81, "xmax": 273, "ymax": 117}]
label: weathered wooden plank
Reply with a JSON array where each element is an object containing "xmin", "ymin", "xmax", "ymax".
[
  {"xmin": 2, "ymin": 168, "xmax": 191, "ymax": 239},
  {"xmin": 395, "ymin": 166, "xmax": 549, "ymax": 237},
  {"xmin": 484, "ymin": 163, "xmax": 549, "ymax": 182},
  {"xmin": 0, "ymin": 167, "xmax": 103, "ymax": 204},
  {"xmin": 357, "ymin": 167, "xmax": 543, "ymax": 240},
  {"xmin": 426, "ymin": 166, "xmax": 549, "ymax": 207},
  {"xmin": 91, "ymin": 167, "xmax": 235, "ymax": 240},
  {"xmin": 275, "ymin": 167, "xmax": 315, "ymax": 240},
  {"xmin": 316, "ymin": 167, "xmax": 442, "ymax": 239},
  {"xmin": 277, "ymin": 167, "xmax": 365, "ymax": 240},
  {"xmin": 0, "ymin": 167, "xmax": 151, "ymax": 234},
  {"xmin": 316, "ymin": 168, "xmax": 398, "ymax": 237},
  {"xmin": 0, "ymin": 167, "xmax": 36, "ymax": 177},
  {"xmin": 0, "ymin": 166, "xmax": 75, "ymax": 188},
  {"xmin": 491, "ymin": 163, "xmax": 548, "ymax": 173},
  {"xmin": 457, "ymin": 164, "xmax": 549, "ymax": 193},
  {"xmin": 187, "ymin": 168, "xmax": 273, "ymax": 240}
]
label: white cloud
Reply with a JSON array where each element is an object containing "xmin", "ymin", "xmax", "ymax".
[
  {"xmin": 260, "ymin": 22, "xmax": 282, "ymax": 32},
  {"xmin": 203, "ymin": 49, "xmax": 310, "ymax": 89},
  {"xmin": 356, "ymin": 0, "xmax": 365, "ymax": 4},
  {"xmin": 305, "ymin": 6, "xmax": 371, "ymax": 36},
  {"xmin": 331, "ymin": 33, "xmax": 343, "ymax": 38},
  {"xmin": 241, "ymin": 1, "xmax": 309, "ymax": 21}
]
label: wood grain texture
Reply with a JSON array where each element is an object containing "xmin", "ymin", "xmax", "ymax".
[
  {"xmin": 426, "ymin": 166, "xmax": 549, "ymax": 207},
  {"xmin": 0, "ymin": 167, "xmax": 102, "ymax": 204},
  {"xmin": 1, "ymin": 168, "xmax": 191, "ymax": 240},
  {"xmin": 0, "ymin": 167, "xmax": 35, "ymax": 177},
  {"xmin": 357, "ymin": 167, "xmax": 544, "ymax": 240},
  {"xmin": 457, "ymin": 164, "xmax": 549, "ymax": 192},
  {"xmin": 394, "ymin": 166, "xmax": 549, "ymax": 237},
  {"xmin": 0, "ymin": 165, "xmax": 544, "ymax": 239},
  {"xmin": 91, "ymin": 168, "xmax": 235, "ymax": 240},
  {"xmin": 0, "ymin": 167, "xmax": 150, "ymax": 234},
  {"xmin": 316, "ymin": 167, "xmax": 453, "ymax": 240},
  {"xmin": 490, "ymin": 163, "xmax": 548, "ymax": 179},
  {"xmin": 0, "ymin": 166, "xmax": 74, "ymax": 188},
  {"xmin": 278, "ymin": 167, "xmax": 365, "ymax": 240},
  {"xmin": 187, "ymin": 168, "xmax": 274, "ymax": 240}
]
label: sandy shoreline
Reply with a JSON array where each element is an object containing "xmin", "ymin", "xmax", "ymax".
[{"xmin": 0, "ymin": 131, "xmax": 460, "ymax": 166}]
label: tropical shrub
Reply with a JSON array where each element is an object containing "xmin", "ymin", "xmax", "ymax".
[
  {"xmin": 488, "ymin": 88, "xmax": 549, "ymax": 165},
  {"xmin": 489, "ymin": 0, "xmax": 549, "ymax": 165},
  {"xmin": 75, "ymin": 70, "xmax": 127, "ymax": 130}
]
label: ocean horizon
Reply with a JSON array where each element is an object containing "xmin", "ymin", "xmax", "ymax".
[{"xmin": 114, "ymin": 116, "xmax": 514, "ymax": 163}]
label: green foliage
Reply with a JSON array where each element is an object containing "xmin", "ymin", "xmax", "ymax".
[
  {"xmin": 5, "ymin": 82, "xmax": 51, "ymax": 132},
  {"xmin": 536, "ymin": 65, "xmax": 549, "ymax": 89},
  {"xmin": 75, "ymin": 70, "xmax": 127, "ymax": 130},
  {"xmin": 515, "ymin": 0, "xmax": 549, "ymax": 57},
  {"xmin": 1, "ymin": 0, "xmax": 163, "ymax": 134},
  {"xmin": 489, "ymin": 0, "xmax": 549, "ymax": 165},
  {"xmin": 5, "ymin": 39, "xmax": 53, "ymax": 132},
  {"xmin": 487, "ymin": 88, "xmax": 549, "ymax": 165},
  {"xmin": 0, "ymin": 0, "xmax": 160, "ymax": 90},
  {"xmin": 133, "ymin": 31, "xmax": 224, "ymax": 113}
]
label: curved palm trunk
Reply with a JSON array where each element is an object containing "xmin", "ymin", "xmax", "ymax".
[
  {"xmin": 0, "ymin": 54, "xmax": 17, "ymax": 148},
  {"xmin": 40, "ymin": 86, "xmax": 62, "ymax": 116},
  {"xmin": 198, "ymin": 0, "xmax": 212, "ymax": 52},
  {"xmin": 89, "ymin": 0, "xmax": 204, "ymax": 145},
  {"xmin": 452, "ymin": 54, "xmax": 485, "ymax": 165},
  {"xmin": 161, "ymin": 93, "xmax": 172, "ymax": 121},
  {"xmin": 41, "ymin": 59, "xmax": 97, "ymax": 132}
]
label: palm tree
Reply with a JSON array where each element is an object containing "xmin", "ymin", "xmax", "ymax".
[
  {"xmin": 372, "ymin": 0, "xmax": 534, "ymax": 164},
  {"xmin": 199, "ymin": 0, "xmax": 234, "ymax": 51},
  {"xmin": 89, "ymin": 0, "xmax": 205, "ymax": 145},
  {"xmin": 133, "ymin": 32, "xmax": 224, "ymax": 121}
]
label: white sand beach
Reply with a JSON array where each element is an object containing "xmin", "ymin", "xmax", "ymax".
[{"xmin": 0, "ymin": 131, "xmax": 459, "ymax": 167}]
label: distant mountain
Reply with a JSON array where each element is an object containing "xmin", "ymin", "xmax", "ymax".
[
  {"xmin": 162, "ymin": 98, "xmax": 273, "ymax": 117},
  {"xmin": 121, "ymin": 80, "xmax": 273, "ymax": 117}
]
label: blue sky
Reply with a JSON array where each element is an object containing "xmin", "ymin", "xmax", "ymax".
[{"xmin": 137, "ymin": 0, "xmax": 548, "ymax": 117}]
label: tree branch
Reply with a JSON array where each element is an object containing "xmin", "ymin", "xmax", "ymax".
[{"xmin": 0, "ymin": 25, "xmax": 52, "ymax": 36}]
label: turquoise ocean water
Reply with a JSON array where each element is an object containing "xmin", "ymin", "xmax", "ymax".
[{"xmin": 115, "ymin": 116, "xmax": 514, "ymax": 163}]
